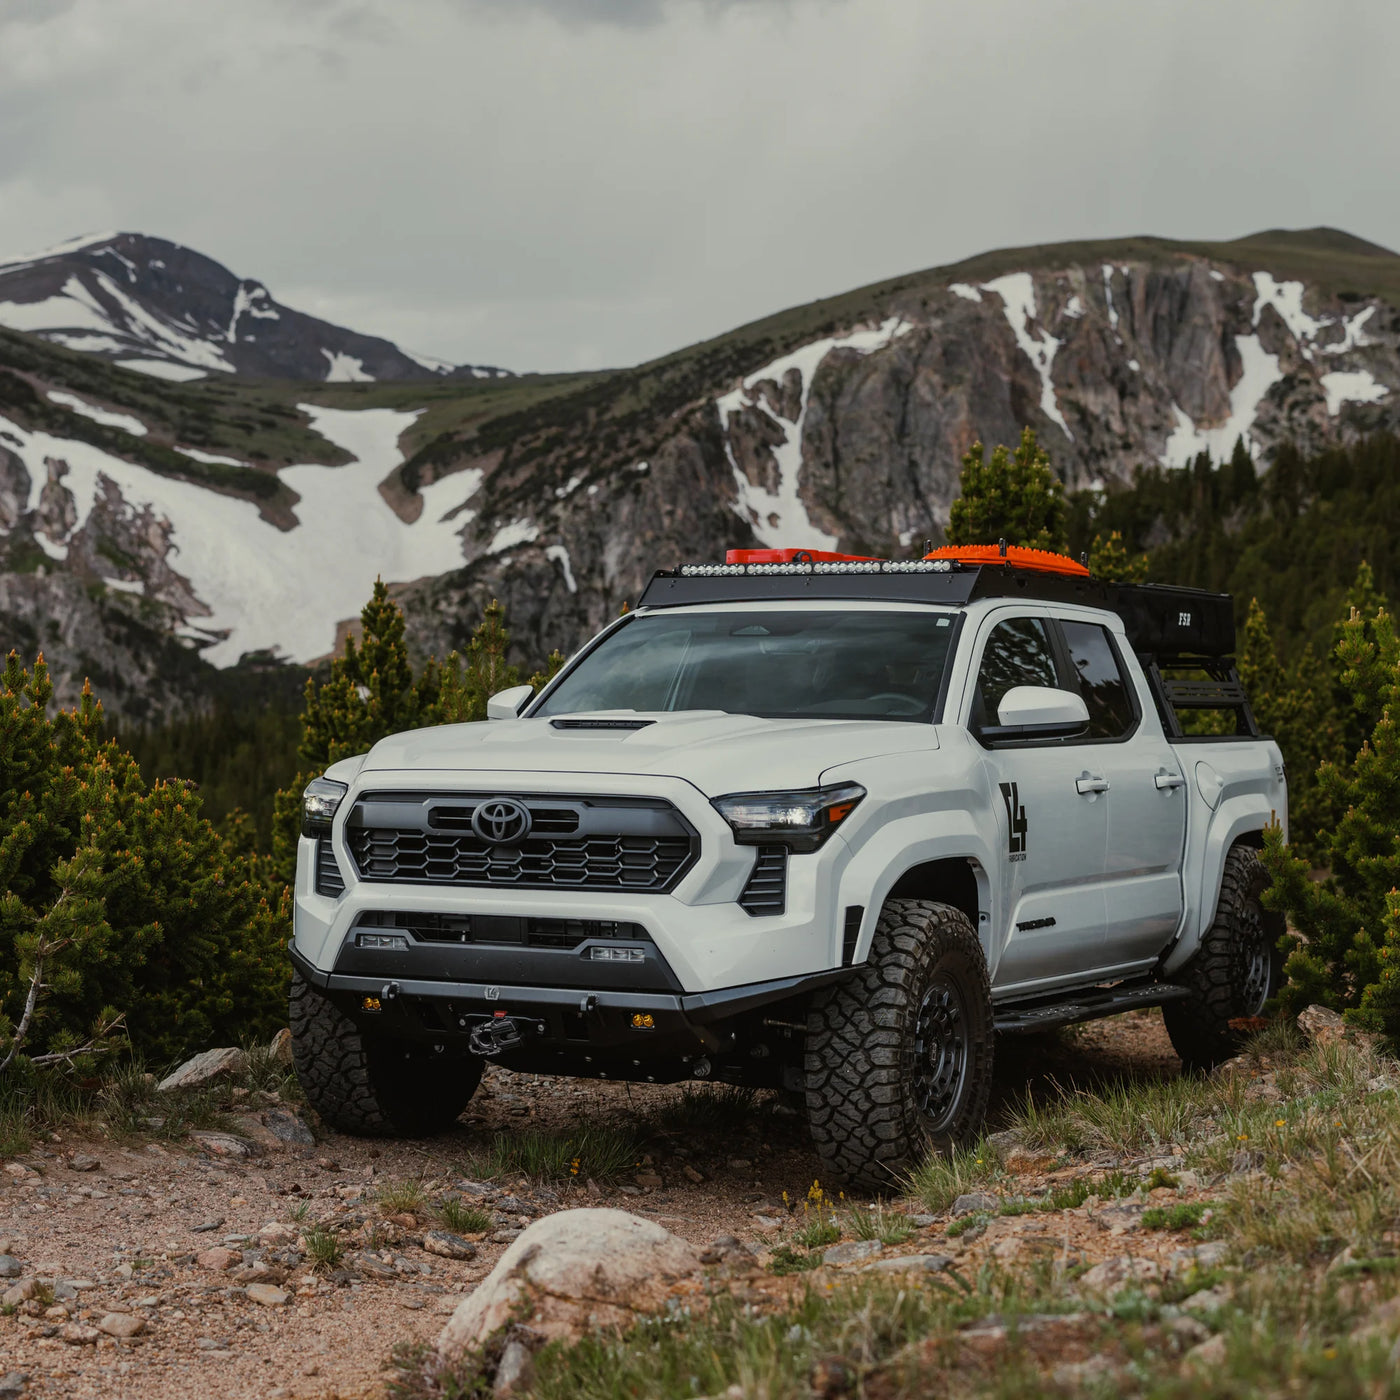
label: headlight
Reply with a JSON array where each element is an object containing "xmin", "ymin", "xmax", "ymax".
[
  {"xmin": 302, "ymin": 776, "xmax": 348, "ymax": 837},
  {"xmin": 711, "ymin": 782, "xmax": 866, "ymax": 852}
]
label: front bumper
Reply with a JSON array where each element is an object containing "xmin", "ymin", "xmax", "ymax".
[
  {"xmin": 294, "ymin": 768, "xmax": 861, "ymax": 994},
  {"xmin": 290, "ymin": 940, "xmax": 848, "ymax": 1080}
]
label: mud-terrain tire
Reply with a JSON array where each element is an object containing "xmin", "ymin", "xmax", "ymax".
[
  {"xmin": 805, "ymin": 898, "xmax": 994, "ymax": 1188},
  {"xmin": 289, "ymin": 970, "xmax": 482, "ymax": 1136},
  {"xmin": 1163, "ymin": 844, "xmax": 1285, "ymax": 1071}
]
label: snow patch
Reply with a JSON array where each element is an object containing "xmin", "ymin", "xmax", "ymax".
[
  {"xmin": 1127, "ymin": 359, "xmax": 1141, "ymax": 372},
  {"xmin": 1209, "ymin": 269, "xmax": 1225, "ymax": 282},
  {"xmin": 1101, "ymin": 265, "xmax": 1119, "ymax": 330},
  {"xmin": 1063, "ymin": 295, "xmax": 1085, "ymax": 319},
  {"xmin": 405, "ymin": 348, "xmax": 455, "ymax": 374},
  {"xmin": 1160, "ymin": 334, "xmax": 1282, "ymax": 466},
  {"xmin": 0, "ymin": 277, "xmax": 113, "ymax": 335},
  {"xmin": 981, "ymin": 273, "xmax": 1073, "ymax": 438},
  {"xmin": 116, "ymin": 359, "xmax": 207, "ymax": 382},
  {"xmin": 417, "ymin": 467, "xmax": 483, "ymax": 525},
  {"xmin": 176, "ymin": 445, "xmax": 247, "ymax": 467},
  {"xmin": 1320, "ymin": 370, "xmax": 1389, "ymax": 415},
  {"xmin": 227, "ymin": 281, "xmax": 279, "ymax": 343},
  {"xmin": 45, "ymin": 333, "xmax": 128, "ymax": 355},
  {"xmin": 0, "ymin": 231, "xmax": 119, "ymax": 273},
  {"xmin": 0, "ymin": 403, "xmax": 482, "ymax": 665},
  {"xmin": 1322, "ymin": 306, "xmax": 1376, "ymax": 355},
  {"xmin": 94, "ymin": 271, "xmax": 236, "ymax": 373},
  {"xmin": 555, "ymin": 475, "xmax": 583, "ymax": 499},
  {"xmin": 715, "ymin": 317, "xmax": 912, "ymax": 549},
  {"xmin": 545, "ymin": 544, "xmax": 577, "ymax": 593},
  {"xmin": 1252, "ymin": 272, "xmax": 1326, "ymax": 358},
  {"xmin": 322, "ymin": 350, "xmax": 374, "ymax": 383},
  {"xmin": 47, "ymin": 391, "xmax": 148, "ymax": 437},
  {"xmin": 489, "ymin": 520, "xmax": 539, "ymax": 554},
  {"xmin": 948, "ymin": 283, "xmax": 982, "ymax": 302}
]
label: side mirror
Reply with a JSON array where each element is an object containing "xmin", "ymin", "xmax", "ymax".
[
  {"xmin": 486, "ymin": 684, "xmax": 535, "ymax": 721},
  {"xmin": 978, "ymin": 685, "xmax": 1088, "ymax": 742}
]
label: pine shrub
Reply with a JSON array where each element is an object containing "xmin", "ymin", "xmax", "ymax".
[
  {"xmin": 0, "ymin": 653, "xmax": 287, "ymax": 1071},
  {"xmin": 947, "ymin": 427, "xmax": 1067, "ymax": 552}
]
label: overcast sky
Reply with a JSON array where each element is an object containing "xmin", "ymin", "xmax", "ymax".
[{"xmin": 1, "ymin": 0, "xmax": 1396, "ymax": 372}]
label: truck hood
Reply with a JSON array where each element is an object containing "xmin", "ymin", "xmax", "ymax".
[{"xmin": 358, "ymin": 711, "xmax": 941, "ymax": 797}]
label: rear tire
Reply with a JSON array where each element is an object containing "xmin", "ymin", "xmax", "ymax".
[
  {"xmin": 289, "ymin": 970, "xmax": 482, "ymax": 1136},
  {"xmin": 1163, "ymin": 845, "xmax": 1284, "ymax": 1071},
  {"xmin": 805, "ymin": 898, "xmax": 994, "ymax": 1189}
]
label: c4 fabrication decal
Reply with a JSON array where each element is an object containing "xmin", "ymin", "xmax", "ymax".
[{"xmin": 999, "ymin": 781, "xmax": 1028, "ymax": 861}]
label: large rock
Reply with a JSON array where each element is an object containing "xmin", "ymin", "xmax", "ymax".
[
  {"xmin": 1297, "ymin": 1004, "xmax": 1381, "ymax": 1050},
  {"xmin": 436, "ymin": 1209, "xmax": 702, "ymax": 1359},
  {"xmin": 157, "ymin": 1047, "xmax": 246, "ymax": 1093}
]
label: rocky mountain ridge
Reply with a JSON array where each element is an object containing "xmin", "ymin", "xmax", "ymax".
[
  {"xmin": 3, "ymin": 226, "xmax": 1399, "ymax": 721},
  {"xmin": 0, "ymin": 232, "xmax": 510, "ymax": 384}
]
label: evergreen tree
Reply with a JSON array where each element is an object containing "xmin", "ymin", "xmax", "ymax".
[
  {"xmin": 947, "ymin": 428, "xmax": 1067, "ymax": 552},
  {"xmin": 271, "ymin": 584, "xmax": 565, "ymax": 880},
  {"xmin": 1236, "ymin": 600, "xmax": 1343, "ymax": 861},
  {"xmin": 1262, "ymin": 596, "xmax": 1400, "ymax": 1031},
  {"xmin": 1088, "ymin": 530, "xmax": 1149, "ymax": 583}
]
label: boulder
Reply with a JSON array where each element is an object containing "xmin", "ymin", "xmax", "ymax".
[
  {"xmin": 157, "ymin": 1047, "xmax": 247, "ymax": 1093},
  {"xmin": 437, "ymin": 1209, "xmax": 702, "ymax": 1360},
  {"xmin": 1297, "ymin": 1004, "xmax": 1380, "ymax": 1051},
  {"xmin": 1077, "ymin": 1254, "xmax": 1161, "ymax": 1295}
]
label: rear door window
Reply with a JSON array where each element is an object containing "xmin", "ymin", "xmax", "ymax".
[{"xmin": 1060, "ymin": 620, "xmax": 1137, "ymax": 739}]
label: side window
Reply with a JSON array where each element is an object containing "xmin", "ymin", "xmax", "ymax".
[
  {"xmin": 973, "ymin": 616, "xmax": 1059, "ymax": 725},
  {"xmin": 1061, "ymin": 621, "xmax": 1136, "ymax": 739}
]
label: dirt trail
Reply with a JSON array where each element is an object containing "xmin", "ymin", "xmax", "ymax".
[{"xmin": 0, "ymin": 1013, "xmax": 1179, "ymax": 1400}]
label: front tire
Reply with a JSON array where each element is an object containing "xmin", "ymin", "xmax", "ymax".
[
  {"xmin": 805, "ymin": 898, "xmax": 994, "ymax": 1188},
  {"xmin": 289, "ymin": 971, "xmax": 482, "ymax": 1136},
  {"xmin": 1163, "ymin": 845, "xmax": 1284, "ymax": 1070}
]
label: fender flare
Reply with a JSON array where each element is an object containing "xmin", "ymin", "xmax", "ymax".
[
  {"xmin": 1161, "ymin": 793, "xmax": 1271, "ymax": 977},
  {"xmin": 834, "ymin": 812, "xmax": 997, "ymax": 966}
]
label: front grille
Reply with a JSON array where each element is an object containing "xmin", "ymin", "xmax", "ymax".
[
  {"xmin": 358, "ymin": 911, "xmax": 650, "ymax": 950},
  {"xmin": 315, "ymin": 839, "xmax": 346, "ymax": 897},
  {"xmin": 347, "ymin": 793, "xmax": 698, "ymax": 894},
  {"xmin": 739, "ymin": 846, "xmax": 788, "ymax": 916}
]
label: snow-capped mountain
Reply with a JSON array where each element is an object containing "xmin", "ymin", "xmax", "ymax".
[
  {"xmin": 0, "ymin": 232, "xmax": 510, "ymax": 383},
  {"xmin": 3, "ymin": 226, "xmax": 1400, "ymax": 722}
]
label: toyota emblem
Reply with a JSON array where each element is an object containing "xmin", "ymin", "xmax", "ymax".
[{"xmin": 472, "ymin": 798, "xmax": 532, "ymax": 846}]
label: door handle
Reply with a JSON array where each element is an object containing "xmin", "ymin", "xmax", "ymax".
[
  {"xmin": 1155, "ymin": 772, "xmax": 1186, "ymax": 790},
  {"xmin": 1075, "ymin": 776, "xmax": 1110, "ymax": 795}
]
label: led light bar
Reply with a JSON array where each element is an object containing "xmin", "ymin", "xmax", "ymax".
[{"xmin": 678, "ymin": 560, "xmax": 954, "ymax": 577}]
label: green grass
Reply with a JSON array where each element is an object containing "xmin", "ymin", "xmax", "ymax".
[
  {"xmin": 439, "ymin": 1198, "xmax": 493, "ymax": 1235},
  {"xmin": 376, "ymin": 1179, "xmax": 428, "ymax": 1215},
  {"xmin": 1142, "ymin": 1202, "xmax": 1208, "ymax": 1231},
  {"xmin": 768, "ymin": 1244, "xmax": 825, "ymax": 1276},
  {"xmin": 303, "ymin": 1226, "xmax": 343, "ymax": 1273},
  {"xmin": 644, "ymin": 1084, "xmax": 760, "ymax": 1136},
  {"xmin": 466, "ymin": 1126, "xmax": 640, "ymax": 1185},
  {"xmin": 791, "ymin": 1218, "xmax": 840, "ymax": 1250},
  {"xmin": 906, "ymin": 1142, "xmax": 1003, "ymax": 1212},
  {"xmin": 845, "ymin": 1200, "xmax": 914, "ymax": 1245}
]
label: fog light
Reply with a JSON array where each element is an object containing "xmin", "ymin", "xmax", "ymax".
[
  {"xmin": 357, "ymin": 932, "xmax": 409, "ymax": 950},
  {"xmin": 361, "ymin": 996, "xmax": 382, "ymax": 1012},
  {"xmin": 630, "ymin": 1013, "xmax": 655, "ymax": 1030},
  {"xmin": 589, "ymin": 945, "xmax": 645, "ymax": 962}
]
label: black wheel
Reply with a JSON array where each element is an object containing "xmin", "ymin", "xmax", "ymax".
[
  {"xmin": 1163, "ymin": 845, "xmax": 1284, "ymax": 1071},
  {"xmin": 804, "ymin": 898, "xmax": 994, "ymax": 1188},
  {"xmin": 289, "ymin": 970, "xmax": 482, "ymax": 1136}
]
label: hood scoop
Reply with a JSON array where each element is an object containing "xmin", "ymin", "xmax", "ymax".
[{"xmin": 549, "ymin": 718, "xmax": 656, "ymax": 732}]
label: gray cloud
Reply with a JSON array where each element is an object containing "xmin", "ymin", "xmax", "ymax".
[{"xmin": 0, "ymin": 0, "xmax": 1397, "ymax": 372}]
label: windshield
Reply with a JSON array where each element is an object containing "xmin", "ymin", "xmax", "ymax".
[{"xmin": 535, "ymin": 608, "xmax": 957, "ymax": 722}]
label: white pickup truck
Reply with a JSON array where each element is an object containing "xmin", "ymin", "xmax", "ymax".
[{"xmin": 288, "ymin": 546, "xmax": 1287, "ymax": 1186}]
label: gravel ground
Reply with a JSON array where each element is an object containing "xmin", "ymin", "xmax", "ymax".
[{"xmin": 0, "ymin": 1011, "xmax": 1179, "ymax": 1400}]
